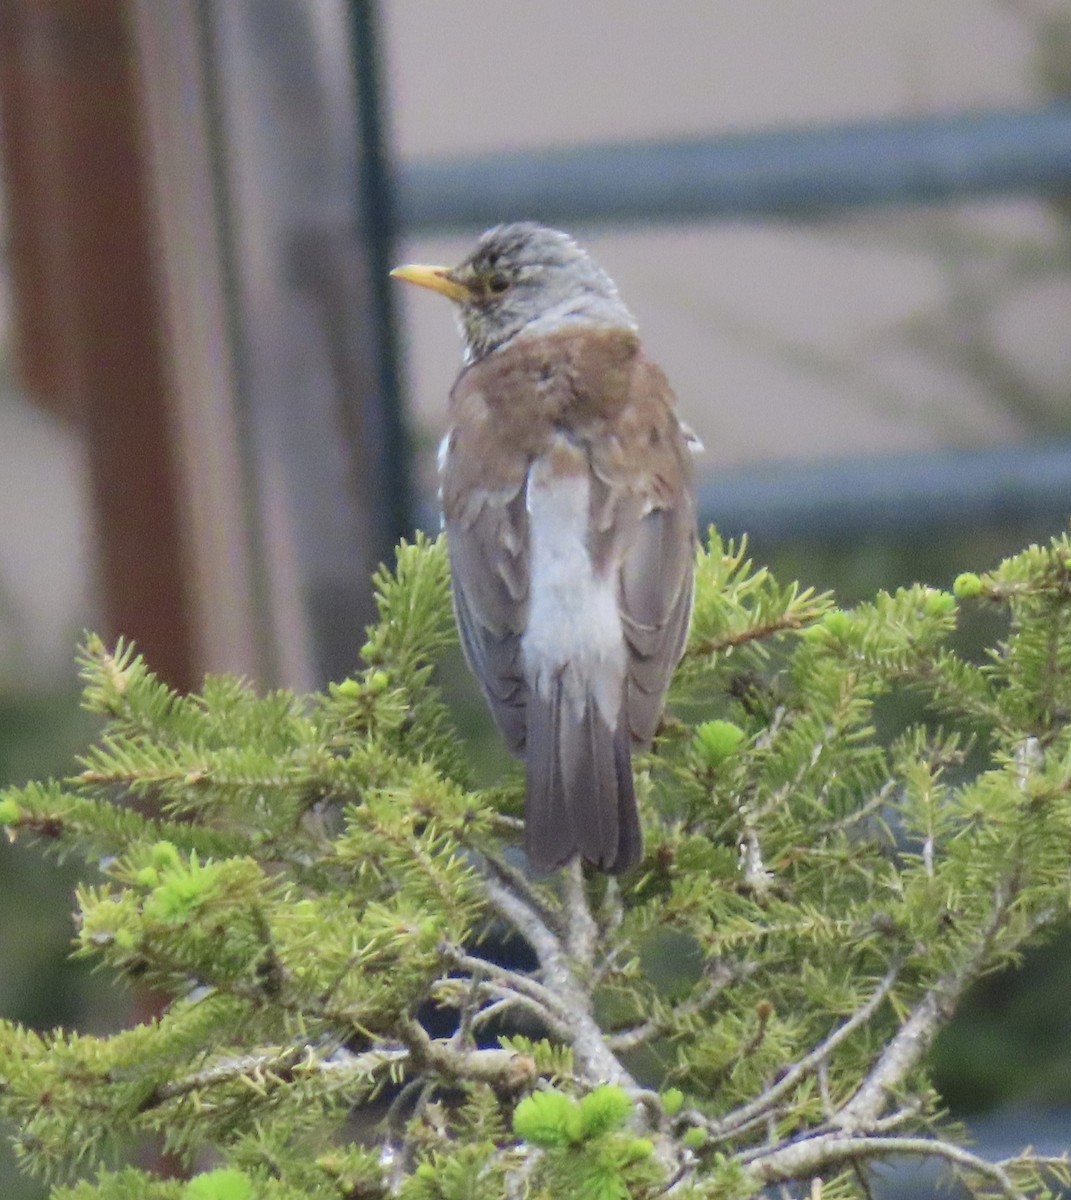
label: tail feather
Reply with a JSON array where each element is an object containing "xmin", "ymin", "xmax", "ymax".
[
  {"xmin": 525, "ymin": 678, "xmax": 577, "ymax": 870},
  {"xmin": 525, "ymin": 676, "xmax": 642, "ymax": 874}
]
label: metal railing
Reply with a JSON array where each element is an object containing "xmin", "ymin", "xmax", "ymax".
[{"xmin": 398, "ymin": 105, "xmax": 1071, "ymax": 232}]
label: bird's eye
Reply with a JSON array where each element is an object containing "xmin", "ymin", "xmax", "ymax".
[{"xmin": 487, "ymin": 272, "xmax": 510, "ymax": 294}]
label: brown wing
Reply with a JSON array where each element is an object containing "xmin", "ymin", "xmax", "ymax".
[
  {"xmin": 618, "ymin": 499, "xmax": 696, "ymax": 745},
  {"xmin": 588, "ymin": 353, "xmax": 697, "ymax": 747},
  {"xmin": 443, "ymin": 479, "xmax": 529, "ymax": 754},
  {"xmin": 440, "ymin": 348, "xmax": 536, "ymax": 757}
]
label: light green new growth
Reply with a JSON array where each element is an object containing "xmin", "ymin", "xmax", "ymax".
[{"xmin": 3, "ymin": 528, "xmax": 1071, "ymax": 1199}]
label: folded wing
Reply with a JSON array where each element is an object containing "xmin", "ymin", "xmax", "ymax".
[{"xmin": 443, "ymin": 479, "xmax": 529, "ymax": 755}]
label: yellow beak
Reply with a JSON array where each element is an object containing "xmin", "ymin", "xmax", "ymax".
[{"xmin": 389, "ymin": 263, "xmax": 471, "ymax": 303}]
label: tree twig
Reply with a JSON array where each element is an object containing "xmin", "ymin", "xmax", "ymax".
[
  {"xmin": 398, "ymin": 1017, "xmax": 537, "ymax": 1090},
  {"xmin": 144, "ymin": 1042, "xmax": 404, "ymax": 1108},
  {"xmin": 747, "ymin": 1133, "xmax": 1032, "ymax": 1200},
  {"xmin": 687, "ymin": 614, "xmax": 816, "ymax": 661},
  {"xmin": 607, "ymin": 961, "xmax": 743, "ymax": 1052},
  {"xmin": 836, "ymin": 885, "xmax": 1014, "ymax": 1132},
  {"xmin": 561, "ymin": 857, "xmax": 598, "ymax": 967},
  {"xmin": 441, "ymin": 943, "xmax": 570, "ymax": 1027},
  {"xmin": 483, "ymin": 875, "xmax": 635, "ymax": 1086},
  {"xmin": 701, "ymin": 962, "xmax": 901, "ymax": 1143},
  {"xmin": 482, "ymin": 850, "xmax": 563, "ymax": 932}
]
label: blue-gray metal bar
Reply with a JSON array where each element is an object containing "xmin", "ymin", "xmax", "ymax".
[
  {"xmin": 697, "ymin": 441, "xmax": 1071, "ymax": 544},
  {"xmin": 411, "ymin": 443, "xmax": 1071, "ymax": 545},
  {"xmin": 397, "ymin": 105, "xmax": 1071, "ymax": 233}
]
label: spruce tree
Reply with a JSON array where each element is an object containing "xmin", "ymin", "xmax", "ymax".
[{"xmin": 1, "ymin": 530, "xmax": 1070, "ymax": 1199}]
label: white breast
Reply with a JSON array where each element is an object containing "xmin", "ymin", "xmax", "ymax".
[{"xmin": 521, "ymin": 444, "xmax": 625, "ymax": 727}]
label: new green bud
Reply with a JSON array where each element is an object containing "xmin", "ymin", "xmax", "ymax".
[
  {"xmin": 624, "ymin": 1136, "xmax": 655, "ymax": 1160},
  {"xmin": 682, "ymin": 1126, "xmax": 707, "ymax": 1151},
  {"xmin": 953, "ymin": 572, "xmax": 984, "ymax": 599},
  {"xmin": 821, "ymin": 610, "xmax": 852, "ymax": 638},
  {"xmin": 693, "ymin": 720, "xmax": 746, "ymax": 768},
  {"xmin": 923, "ymin": 589, "xmax": 957, "ymax": 617},
  {"xmin": 149, "ymin": 841, "xmax": 181, "ymax": 872},
  {"xmin": 113, "ymin": 928, "xmax": 138, "ymax": 953},
  {"xmin": 577, "ymin": 1084, "xmax": 632, "ymax": 1137},
  {"xmin": 512, "ymin": 1088, "xmax": 578, "ymax": 1147},
  {"xmin": 182, "ymin": 1168, "xmax": 253, "ymax": 1200}
]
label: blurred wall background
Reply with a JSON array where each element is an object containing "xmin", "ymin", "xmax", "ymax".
[
  {"xmin": 0, "ymin": 2, "xmax": 1070, "ymax": 1195},
  {"xmin": 388, "ymin": 1, "xmax": 1071, "ymax": 515}
]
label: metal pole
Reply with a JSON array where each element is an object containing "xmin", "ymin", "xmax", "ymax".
[
  {"xmin": 348, "ymin": 0, "xmax": 412, "ymax": 541},
  {"xmin": 696, "ymin": 441, "xmax": 1071, "ymax": 544},
  {"xmin": 397, "ymin": 105, "xmax": 1071, "ymax": 233}
]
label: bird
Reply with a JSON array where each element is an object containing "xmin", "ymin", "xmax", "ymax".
[{"xmin": 391, "ymin": 223, "xmax": 697, "ymax": 874}]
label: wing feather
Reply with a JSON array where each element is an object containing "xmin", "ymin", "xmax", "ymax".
[
  {"xmin": 619, "ymin": 499, "xmax": 696, "ymax": 744},
  {"xmin": 587, "ymin": 356, "xmax": 697, "ymax": 748},
  {"xmin": 444, "ymin": 484, "xmax": 529, "ymax": 754}
]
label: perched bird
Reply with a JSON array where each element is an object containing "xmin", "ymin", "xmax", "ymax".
[{"xmin": 391, "ymin": 223, "xmax": 697, "ymax": 873}]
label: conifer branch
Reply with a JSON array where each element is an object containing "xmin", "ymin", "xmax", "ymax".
[
  {"xmin": 483, "ymin": 876, "xmax": 635, "ymax": 1086},
  {"xmin": 699, "ymin": 961, "xmax": 902, "ymax": 1143},
  {"xmin": 482, "ymin": 849, "xmax": 563, "ymax": 931},
  {"xmin": 813, "ymin": 778, "xmax": 898, "ymax": 836},
  {"xmin": 7, "ymin": 532, "xmax": 1071, "ymax": 1197},
  {"xmin": 398, "ymin": 1017, "xmax": 538, "ymax": 1090},
  {"xmin": 144, "ymin": 1043, "xmax": 407, "ymax": 1108},
  {"xmin": 440, "ymin": 945, "xmax": 575, "ymax": 1038},
  {"xmin": 561, "ymin": 857, "xmax": 598, "ymax": 966},
  {"xmin": 607, "ymin": 961, "xmax": 742, "ymax": 1052},
  {"xmin": 748, "ymin": 1133, "xmax": 1032, "ymax": 1200},
  {"xmin": 687, "ymin": 612, "xmax": 816, "ymax": 660},
  {"xmin": 836, "ymin": 889, "xmax": 1013, "ymax": 1131}
]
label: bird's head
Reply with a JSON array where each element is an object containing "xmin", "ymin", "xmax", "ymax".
[{"xmin": 391, "ymin": 222, "xmax": 635, "ymax": 361}]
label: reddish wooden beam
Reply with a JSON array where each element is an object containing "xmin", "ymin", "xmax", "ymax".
[{"xmin": 0, "ymin": 0, "xmax": 198, "ymax": 690}]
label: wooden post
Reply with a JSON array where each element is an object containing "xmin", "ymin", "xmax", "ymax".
[
  {"xmin": 0, "ymin": 0, "xmax": 408, "ymax": 692},
  {"xmin": 0, "ymin": 0, "xmax": 201, "ymax": 689}
]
